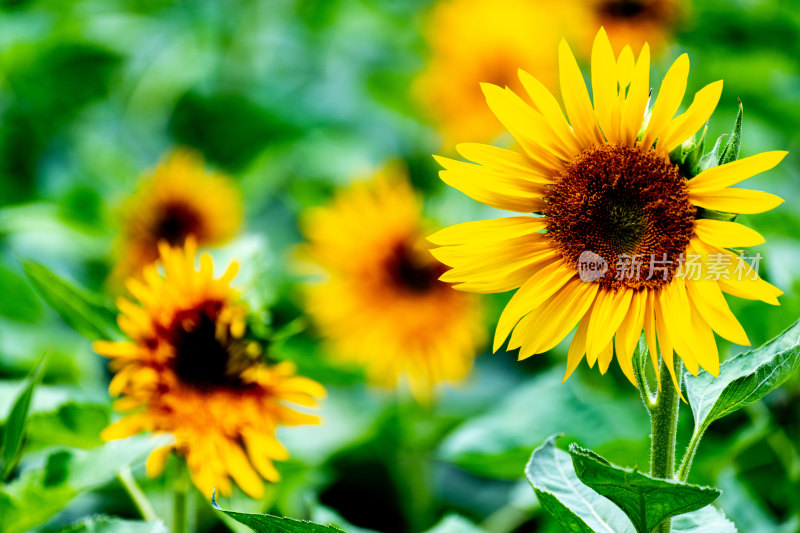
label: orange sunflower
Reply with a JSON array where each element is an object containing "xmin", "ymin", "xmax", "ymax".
[
  {"xmin": 301, "ymin": 168, "xmax": 485, "ymax": 399},
  {"xmin": 590, "ymin": 0, "xmax": 682, "ymax": 54},
  {"xmin": 111, "ymin": 149, "xmax": 242, "ymax": 284},
  {"xmin": 95, "ymin": 238, "xmax": 325, "ymax": 498},
  {"xmin": 414, "ymin": 0, "xmax": 589, "ymax": 146},
  {"xmin": 430, "ymin": 28, "xmax": 786, "ymax": 389}
]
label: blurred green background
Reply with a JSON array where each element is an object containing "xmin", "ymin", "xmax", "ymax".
[{"xmin": 0, "ymin": 0, "xmax": 798, "ymax": 532}]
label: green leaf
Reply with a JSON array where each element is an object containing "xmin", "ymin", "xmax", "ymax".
[
  {"xmin": 22, "ymin": 261, "xmax": 121, "ymax": 341},
  {"xmin": 1, "ymin": 354, "xmax": 47, "ymax": 480},
  {"xmin": 423, "ymin": 514, "xmax": 483, "ymax": 533},
  {"xmin": 696, "ymin": 133, "xmax": 728, "ymax": 174},
  {"xmin": 568, "ymin": 445, "xmax": 720, "ymax": 533},
  {"xmin": 61, "ymin": 515, "xmax": 168, "ymax": 533},
  {"xmin": 440, "ymin": 370, "xmax": 647, "ymax": 479},
  {"xmin": 685, "ymin": 318, "xmax": 800, "ymax": 434},
  {"xmin": 0, "ymin": 435, "xmax": 169, "ymax": 533},
  {"xmin": 0, "ymin": 262, "xmax": 42, "ymax": 323},
  {"xmin": 211, "ymin": 493, "xmax": 344, "ymax": 532},
  {"xmin": 683, "ymin": 124, "xmax": 708, "ymax": 176},
  {"xmin": 671, "ymin": 506, "xmax": 737, "ymax": 533},
  {"xmin": 718, "ymin": 101, "xmax": 743, "ymax": 166},
  {"xmin": 525, "ymin": 435, "xmax": 634, "ymax": 533}
]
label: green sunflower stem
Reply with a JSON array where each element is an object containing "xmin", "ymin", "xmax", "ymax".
[
  {"xmin": 173, "ymin": 460, "xmax": 190, "ymax": 533},
  {"xmin": 649, "ymin": 356, "xmax": 683, "ymax": 533},
  {"xmin": 118, "ymin": 465, "xmax": 158, "ymax": 522}
]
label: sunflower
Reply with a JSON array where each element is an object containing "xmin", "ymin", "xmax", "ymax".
[
  {"xmin": 414, "ymin": 0, "xmax": 589, "ymax": 146},
  {"xmin": 94, "ymin": 238, "xmax": 325, "ymax": 499},
  {"xmin": 430, "ymin": 28, "xmax": 786, "ymax": 390},
  {"xmin": 590, "ymin": 0, "xmax": 682, "ymax": 54},
  {"xmin": 111, "ymin": 149, "xmax": 242, "ymax": 284},
  {"xmin": 301, "ymin": 167, "xmax": 485, "ymax": 399}
]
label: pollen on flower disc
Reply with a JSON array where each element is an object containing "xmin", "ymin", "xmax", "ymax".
[{"xmin": 544, "ymin": 143, "xmax": 696, "ymax": 290}]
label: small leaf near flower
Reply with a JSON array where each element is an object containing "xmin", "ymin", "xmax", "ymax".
[
  {"xmin": 685, "ymin": 318, "xmax": 800, "ymax": 435},
  {"xmin": 211, "ymin": 492, "xmax": 344, "ymax": 532},
  {"xmin": 568, "ymin": 444, "xmax": 720, "ymax": 533}
]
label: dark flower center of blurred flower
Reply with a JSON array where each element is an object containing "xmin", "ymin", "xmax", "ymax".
[
  {"xmin": 155, "ymin": 202, "xmax": 203, "ymax": 245},
  {"xmin": 169, "ymin": 301, "xmax": 255, "ymax": 390},
  {"xmin": 386, "ymin": 241, "xmax": 446, "ymax": 293},
  {"xmin": 543, "ymin": 143, "xmax": 695, "ymax": 290},
  {"xmin": 599, "ymin": 0, "xmax": 649, "ymax": 19}
]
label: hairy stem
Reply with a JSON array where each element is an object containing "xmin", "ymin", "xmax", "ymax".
[
  {"xmin": 650, "ymin": 357, "xmax": 682, "ymax": 533},
  {"xmin": 677, "ymin": 426, "xmax": 706, "ymax": 482}
]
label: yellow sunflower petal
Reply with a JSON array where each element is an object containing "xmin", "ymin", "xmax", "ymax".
[
  {"xmin": 455, "ymin": 143, "xmax": 554, "ymax": 183},
  {"xmin": 517, "ymin": 69, "xmax": 581, "ymax": 154},
  {"xmin": 586, "ymin": 288, "xmax": 634, "ymax": 359},
  {"xmin": 510, "ymin": 278, "xmax": 599, "ymax": 359},
  {"xmin": 591, "ymin": 27, "xmax": 620, "ymax": 142},
  {"xmin": 435, "ymin": 155, "xmax": 547, "ymax": 212},
  {"xmin": 597, "ymin": 340, "xmax": 615, "ymax": 375},
  {"xmin": 654, "ymin": 290, "xmax": 686, "ymax": 399},
  {"xmin": 685, "ymin": 278, "xmax": 750, "ymax": 346},
  {"xmin": 643, "ymin": 290, "xmax": 661, "ymax": 388},
  {"xmin": 658, "ymin": 80, "xmax": 723, "ymax": 152},
  {"xmin": 689, "ymin": 188, "xmax": 784, "ymax": 214},
  {"xmin": 493, "ymin": 260, "xmax": 577, "ymax": 351},
  {"xmin": 428, "ymin": 217, "xmax": 547, "ymax": 246},
  {"xmin": 622, "ymin": 43, "xmax": 650, "ymax": 145},
  {"xmin": 564, "ymin": 312, "xmax": 592, "ymax": 382},
  {"xmin": 689, "ymin": 151, "xmax": 788, "ymax": 192},
  {"xmin": 481, "ymin": 83, "xmax": 573, "ymax": 165},
  {"xmin": 559, "ymin": 39, "xmax": 603, "ymax": 148},
  {"xmin": 640, "ymin": 53, "xmax": 690, "ymax": 149},
  {"xmin": 614, "ymin": 290, "xmax": 647, "ymax": 386},
  {"xmin": 694, "ymin": 219, "xmax": 765, "ymax": 248},
  {"xmin": 687, "ymin": 300, "xmax": 720, "ymax": 377}
]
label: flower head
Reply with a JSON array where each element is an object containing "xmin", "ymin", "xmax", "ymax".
[
  {"xmin": 301, "ymin": 167, "xmax": 485, "ymax": 399},
  {"xmin": 95, "ymin": 238, "xmax": 324, "ymax": 499},
  {"xmin": 111, "ymin": 149, "xmax": 242, "ymax": 283},
  {"xmin": 431, "ymin": 28, "xmax": 786, "ymax": 390},
  {"xmin": 415, "ymin": 0, "xmax": 588, "ymax": 146},
  {"xmin": 591, "ymin": 0, "xmax": 682, "ymax": 53}
]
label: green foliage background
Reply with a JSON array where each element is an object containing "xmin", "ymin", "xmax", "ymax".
[{"xmin": 0, "ymin": 0, "xmax": 798, "ymax": 531}]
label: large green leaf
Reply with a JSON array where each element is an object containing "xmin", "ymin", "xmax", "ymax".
[
  {"xmin": 440, "ymin": 370, "xmax": 647, "ymax": 479},
  {"xmin": 685, "ymin": 318, "xmax": 800, "ymax": 434},
  {"xmin": 23, "ymin": 261, "xmax": 121, "ymax": 341},
  {"xmin": 0, "ymin": 435, "xmax": 168, "ymax": 533},
  {"xmin": 569, "ymin": 445, "xmax": 720, "ymax": 533},
  {"xmin": 525, "ymin": 435, "xmax": 634, "ymax": 533},
  {"xmin": 1, "ymin": 355, "xmax": 47, "ymax": 480},
  {"xmin": 211, "ymin": 493, "xmax": 344, "ymax": 532},
  {"xmin": 672, "ymin": 506, "xmax": 737, "ymax": 533},
  {"xmin": 61, "ymin": 515, "xmax": 168, "ymax": 533}
]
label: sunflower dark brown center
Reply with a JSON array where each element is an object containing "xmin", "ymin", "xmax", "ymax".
[
  {"xmin": 169, "ymin": 301, "xmax": 252, "ymax": 390},
  {"xmin": 155, "ymin": 202, "xmax": 203, "ymax": 245},
  {"xmin": 544, "ymin": 143, "xmax": 695, "ymax": 290},
  {"xmin": 599, "ymin": 0, "xmax": 649, "ymax": 19},
  {"xmin": 385, "ymin": 241, "xmax": 446, "ymax": 293}
]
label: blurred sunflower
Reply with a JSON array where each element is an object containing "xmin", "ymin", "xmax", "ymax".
[
  {"xmin": 590, "ymin": 0, "xmax": 682, "ymax": 54},
  {"xmin": 414, "ymin": 0, "xmax": 589, "ymax": 146},
  {"xmin": 110, "ymin": 149, "xmax": 242, "ymax": 284},
  {"xmin": 430, "ymin": 28, "xmax": 786, "ymax": 390},
  {"xmin": 301, "ymin": 167, "xmax": 485, "ymax": 399},
  {"xmin": 94, "ymin": 238, "xmax": 325, "ymax": 499}
]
